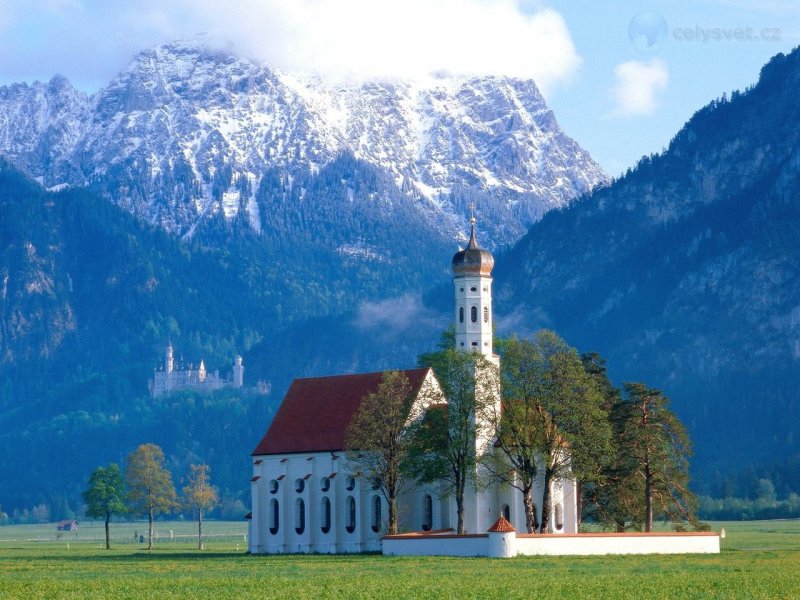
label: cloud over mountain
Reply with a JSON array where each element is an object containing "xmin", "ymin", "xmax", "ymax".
[{"xmin": 0, "ymin": 0, "xmax": 581, "ymax": 94}]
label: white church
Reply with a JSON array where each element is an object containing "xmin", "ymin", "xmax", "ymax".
[{"xmin": 247, "ymin": 216, "xmax": 578, "ymax": 554}]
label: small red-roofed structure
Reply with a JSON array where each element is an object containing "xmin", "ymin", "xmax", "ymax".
[
  {"xmin": 56, "ymin": 520, "xmax": 78, "ymax": 532},
  {"xmin": 487, "ymin": 516, "xmax": 516, "ymax": 533}
]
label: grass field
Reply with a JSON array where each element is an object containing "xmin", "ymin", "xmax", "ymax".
[{"xmin": 0, "ymin": 520, "xmax": 798, "ymax": 599}]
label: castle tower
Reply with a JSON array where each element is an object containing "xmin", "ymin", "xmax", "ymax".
[
  {"xmin": 198, "ymin": 359, "xmax": 207, "ymax": 382},
  {"xmin": 166, "ymin": 342, "xmax": 174, "ymax": 374},
  {"xmin": 233, "ymin": 355, "xmax": 244, "ymax": 388},
  {"xmin": 451, "ymin": 207, "xmax": 495, "ymax": 361}
]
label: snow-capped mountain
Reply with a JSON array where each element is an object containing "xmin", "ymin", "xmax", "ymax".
[{"xmin": 0, "ymin": 39, "xmax": 607, "ymax": 247}]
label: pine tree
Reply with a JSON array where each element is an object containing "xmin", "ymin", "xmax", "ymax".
[{"xmin": 617, "ymin": 383, "xmax": 699, "ymax": 531}]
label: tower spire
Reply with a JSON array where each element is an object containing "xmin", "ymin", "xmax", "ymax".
[{"xmin": 468, "ymin": 202, "xmax": 478, "ymax": 248}]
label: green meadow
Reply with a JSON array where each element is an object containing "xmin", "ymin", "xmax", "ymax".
[{"xmin": 0, "ymin": 520, "xmax": 798, "ymax": 599}]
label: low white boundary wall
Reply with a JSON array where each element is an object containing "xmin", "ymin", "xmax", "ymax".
[
  {"xmin": 384, "ymin": 534, "xmax": 488, "ymax": 557},
  {"xmin": 383, "ymin": 531, "xmax": 720, "ymax": 557}
]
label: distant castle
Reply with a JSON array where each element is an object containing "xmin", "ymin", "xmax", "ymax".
[{"xmin": 150, "ymin": 342, "xmax": 244, "ymax": 398}]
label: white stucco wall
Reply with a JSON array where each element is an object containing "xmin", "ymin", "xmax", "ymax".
[
  {"xmin": 382, "ymin": 532, "xmax": 720, "ymax": 557},
  {"xmin": 249, "ymin": 450, "xmax": 449, "ymax": 554},
  {"xmin": 250, "ymin": 448, "xmax": 580, "ymax": 554},
  {"xmin": 383, "ymin": 534, "xmax": 489, "ymax": 557},
  {"xmin": 514, "ymin": 533, "xmax": 720, "ymax": 556}
]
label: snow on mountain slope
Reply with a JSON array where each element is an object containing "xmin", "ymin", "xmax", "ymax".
[
  {"xmin": 0, "ymin": 39, "xmax": 607, "ymax": 247},
  {"xmin": 0, "ymin": 75, "xmax": 89, "ymax": 185}
]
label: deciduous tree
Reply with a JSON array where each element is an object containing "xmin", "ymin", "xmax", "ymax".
[
  {"xmin": 408, "ymin": 347, "xmax": 496, "ymax": 534},
  {"xmin": 490, "ymin": 332, "xmax": 611, "ymax": 533},
  {"xmin": 345, "ymin": 371, "xmax": 417, "ymax": 535},
  {"xmin": 125, "ymin": 443, "xmax": 178, "ymax": 550},
  {"xmin": 182, "ymin": 464, "xmax": 218, "ymax": 550},
  {"xmin": 83, "ymin": 463, "xmax": 127, "ymax": 549}
]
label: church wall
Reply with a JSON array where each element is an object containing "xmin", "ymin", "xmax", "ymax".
[
  {"xmin": 250, "ymin": 452, "xmax": 389, "ymax": 554},
  {"xmin": 562, "ymin": 478, "xmax": 578, "ymax": 534},
  {"xmin": 250, "ymin": 452, "xmax": 456, "ymax": 553}
]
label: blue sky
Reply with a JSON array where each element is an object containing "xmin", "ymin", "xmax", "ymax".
[
  {"xmin": 543, "ymin": 1, "xmax": 799, "ymax": 175},
  {"xmin": 0, "ymin": 0, "xmax": 797, "ymax": 176}
]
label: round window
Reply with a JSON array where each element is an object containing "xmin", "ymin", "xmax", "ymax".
[{"xmin": 295, "ymin": 478, "xmax": 305, "ymax": 493}]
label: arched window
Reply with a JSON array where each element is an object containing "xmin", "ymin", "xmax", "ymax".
[
  {"xmin": 320, "ymin": 497, "xmax": 331, "ymax": 534},
  {"xmin": 371, "ymin": 495, "xmax": 382, "ymax": 533},
  {"xmin": 346, "ymin": 496, "xmax": 356, "ymax": 533},
  {"xmin": 269, "ymin": 480, "xmax": 279, "ymax": 494},
  {"xmin": 320, "ymin": 477, "xmax": 330, "ymax": 492},
  {"xmin": 422, "ymin": 494, "xmax": 433, "ymax": 531},
  {"xmin": 471, "ymin": 306, "xmax": 478, "ymax": 323},
  {"xmin": 502, "ymin": 504, "xmax": 510, "ymax": 521},
  {"xmin": 459, "ymin": 307, "xmax": 464, "ymax": 323},
  {"xmin": 269, "ymin": 499, "xmax": 279, "ymax": 535},
  {"xmin": 484, "ymin": 306, "xmax": 489, "ymax": 323},
  {"xmin": 295, "ymin": 498, "xmax": 305, "ymax": 534},
  {"xmin": 555, "ymin": 503, "xmax": 564, "ymax": 531},
  {"xmin": 295, "ymin": 478, "xmax": 305, "ymax": 493}
]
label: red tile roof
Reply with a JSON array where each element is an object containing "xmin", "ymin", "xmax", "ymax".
[
  {"xmin": 252, "ymin": 368, "xmax": 431, "ymax": 455},
  {"xmin": 487, "ymin": 516, "xmax": 516, "ymax": 533}
]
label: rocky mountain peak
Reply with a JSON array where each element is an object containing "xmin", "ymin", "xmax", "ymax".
[{"xmin": 0, "ymin": 38, "xmax": 607, "ymax": 247}]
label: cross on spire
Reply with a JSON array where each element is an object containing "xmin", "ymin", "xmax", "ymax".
[{"xmin": 469, "ymin": 202, "xmax": 476, "ymax": 225}]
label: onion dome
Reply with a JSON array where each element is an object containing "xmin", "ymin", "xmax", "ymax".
[{"xmin": 452, "ymin": 217, "xmax": 494, "ymax": 276}]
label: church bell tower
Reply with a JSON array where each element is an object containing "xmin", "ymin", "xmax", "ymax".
[{"xmin": 451, "ymin": 206, "xmax": 495, "ymax": 361}]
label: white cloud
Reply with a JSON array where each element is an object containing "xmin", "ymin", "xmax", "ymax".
[
  {"xmin": 354, "ymin": 294, "xmax": 445, "ymax": 338},
  {"xmin": 493, "ymin": 303, "xmax": 550, "ymax": 336},
  {"xmin": 0, "ymin": 0, "xmax": 581, "ymax": 93},
  {"xmin": 609, "ymin": 58, "xmax": 669, "ymax": 117}
]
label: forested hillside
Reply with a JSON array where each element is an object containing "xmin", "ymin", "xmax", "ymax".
[
  {"xmin": 495, "ymin": 48, "xmax": 800, "ymax": 498},
  {"xmin": 0, "ymin": 160, "xmax": 448, "ymax": 517}
]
